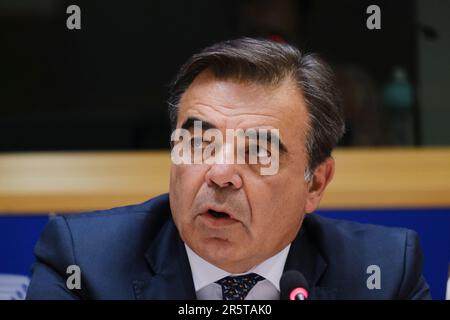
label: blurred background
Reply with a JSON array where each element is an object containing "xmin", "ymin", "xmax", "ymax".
[
  {"xmin": 1, "ymin": 0, "xmax": 450, "ymax": 149},
  {"xmin": 0, "ymin": 0, "xmax": 449, "ymax": 300}
]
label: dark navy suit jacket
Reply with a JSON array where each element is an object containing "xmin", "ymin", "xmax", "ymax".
[{"xmin": 26, "ymin": 193, "xmax": 431, "ymax": 299}]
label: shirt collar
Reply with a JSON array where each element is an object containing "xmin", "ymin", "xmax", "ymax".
[{"xmin": 185, "ymin": 243, "xmax": 291, "ymax": 292}]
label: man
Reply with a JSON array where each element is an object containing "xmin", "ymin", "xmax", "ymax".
[{"xmin": 26, "ymin": 38, "xmax": 430, "ymax": 300}]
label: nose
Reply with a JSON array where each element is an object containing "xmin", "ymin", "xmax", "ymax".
[
  {"xmin": 205, "ymin": 164, "xmax": 243, "ymax": 189},
  {"xmin": 204, "ymin": 140, "xmax": 243, "ymax": 189}
]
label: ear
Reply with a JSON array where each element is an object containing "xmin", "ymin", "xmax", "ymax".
[{"xmin": 304, "ymin": 157, "xmax": 335, "ymax": 214}]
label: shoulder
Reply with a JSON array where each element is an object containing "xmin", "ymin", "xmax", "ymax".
[
  {"xmin": 305, "ymin": 213, "xmax": 419, "ymax": 266},
  {"xmin": 58, "ymin": 193, "xmax": 171, "ymax": 237},
  {"xmin": 303, "ymin": 214, "xmax": 429, "ymax": 299},
  {"xmin": 28, "ymin": 194, "xmax": 172, "ymax": 299},
  {"xmin": 33, "ymin": 193, "xmax": 172, "ymax": 274},
  {"xmin": 305, "ymin": 213, "xmax": 416, "ymax": 247}
]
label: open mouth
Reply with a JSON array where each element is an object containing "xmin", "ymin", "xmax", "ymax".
[{"xmin": 208, "ymin": 209, "xmax": 230, "ymax": 219}]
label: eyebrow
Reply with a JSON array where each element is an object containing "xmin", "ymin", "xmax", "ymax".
[
  {"xmin": 181, "ymin": 117, "xmax": 216, "ymax": 131},
  {"xmin": 180, "ymin": 116, "xmax": 288, "ymax": 154}
]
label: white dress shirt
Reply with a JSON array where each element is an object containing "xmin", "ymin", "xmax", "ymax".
[{"xmin": 185, "ymin": 243, "xmax": 291, "ymax": 300}]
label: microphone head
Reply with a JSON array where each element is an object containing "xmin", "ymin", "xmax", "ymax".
[{"xmin": 280, "ymin": 270, "xmax": 309, "ymax": 300}]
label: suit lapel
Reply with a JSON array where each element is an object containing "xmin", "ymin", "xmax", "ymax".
[
  {"xmin": 133, "ymin": 218, "xmax": 196, "ymax": 300},
  {"xmin": 283, "ymin": 218, "xmax": 337, "ymax": 300}
]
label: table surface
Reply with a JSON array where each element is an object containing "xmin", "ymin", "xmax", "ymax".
[{"xmin": 1, "ymin": 148, "xmax": 450, "ymax": 213}]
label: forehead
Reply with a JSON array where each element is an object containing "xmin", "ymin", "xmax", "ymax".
[{"xmin": 178, "ymin": 70, "xmax": 309, "ymax": 133}]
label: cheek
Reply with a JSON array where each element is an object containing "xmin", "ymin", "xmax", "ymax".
[
  {"xmin": 170, "ymin": 164, "xmax": 203, "ymax": 193},
  {"xmin": 245, "ymin": 173, "xmax": 307, "ymax": 237},
  {"xmin": 248, "ymin": 169, "xmax": 307, "ymax": 209},
  {"xmin": 169, "ymin": 164, "xmax": 207, "ymax": 219}
]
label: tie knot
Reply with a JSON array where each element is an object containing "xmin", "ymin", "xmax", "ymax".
[{"xmin": 215, "ymin": 273, "xmax": 265, "ymax": 300}]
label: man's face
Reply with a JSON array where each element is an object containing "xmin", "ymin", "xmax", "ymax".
[{"xmin": 169, "ymin": 70, "xmax": 313, "ymax": 273}]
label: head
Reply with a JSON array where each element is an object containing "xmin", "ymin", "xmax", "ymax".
[{"xmin": 168, "ymin": 38, "xmax": 345, "ymax": 273}]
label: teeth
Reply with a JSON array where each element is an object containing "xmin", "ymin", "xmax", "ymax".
[{"xmin": 208, "ymin": 209, "xmax": 229, "ymax": 218}]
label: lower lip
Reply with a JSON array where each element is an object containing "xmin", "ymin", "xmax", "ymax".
[{"xmin": 198, "ymin": 213, "xmax": 239, "ymax": 228}]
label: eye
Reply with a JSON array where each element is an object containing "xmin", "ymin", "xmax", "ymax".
[
  {"xmin": 257, "ymin": 145, "xmax": 271, "ymax": 158},
  {"xmin": 191, "ymin": 136, "xmax": 204, "ymax": 148},
  {"xmin": 245, "ymin": 142, "xmax": 271, "ymax": 161}
]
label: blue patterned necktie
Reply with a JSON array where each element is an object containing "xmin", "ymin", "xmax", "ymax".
[{"xmin": 216, "ymin": 273, "xmax": 265, "ymax": 300}]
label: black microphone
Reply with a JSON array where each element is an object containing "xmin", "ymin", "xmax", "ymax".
[{"xmin": 280, "ymin": 270, "xmax": 310, "ymax": 300}]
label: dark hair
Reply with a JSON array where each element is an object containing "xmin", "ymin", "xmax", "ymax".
[{"xmin": 168, "ymin": 37, "xmax": 345, "ymax": 176}]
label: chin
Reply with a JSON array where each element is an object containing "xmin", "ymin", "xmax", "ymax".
[{"xmin": 196, "ymin": 237, "xmax": 245, "ymax": 266}]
